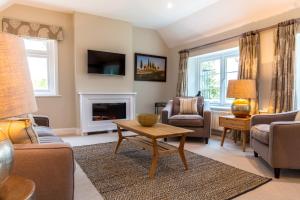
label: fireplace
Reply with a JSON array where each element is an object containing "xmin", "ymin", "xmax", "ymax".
[
  {"xmin": 79, "ymin": 92, "xmax": 136, "ymax": 134},
  {"xmin": 92, "ymin": 103, "xmax": 126, "ymax": 121}
]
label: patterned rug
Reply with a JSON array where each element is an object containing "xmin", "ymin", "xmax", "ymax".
[{"xmin": 73, "ymin": 142, "xmax": 271, "ymax": 200}]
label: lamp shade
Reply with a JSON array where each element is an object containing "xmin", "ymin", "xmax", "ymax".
[
  {"xmin": 0, "ymin": 33, "xmax": 37, "ymax": 119},
  {"xmin": 227, "ymin": 80, "xmax": 256, "ymax": 99}
]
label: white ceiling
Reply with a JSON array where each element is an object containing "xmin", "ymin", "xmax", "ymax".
[{"xmin": 1, "ymin": 0, "xmax": 300, "ymax": 48}]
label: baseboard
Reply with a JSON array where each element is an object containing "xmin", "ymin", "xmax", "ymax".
[{"xmin": 53, "ymin": 128, "xmax": 80, "ymax": 136}]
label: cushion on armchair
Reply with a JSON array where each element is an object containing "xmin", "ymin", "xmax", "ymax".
[
  {"xmin": 251, "ymin": 124, "xmax": 270, "ymax": 145},
  {"xmin": 172, "ymin": 96, "xmax": 204, "ymax": 115},
  {"xmin": 179, "ymin": 98, "xmax": 198, "ymax": 114},
  {"xmin": 168, "ymin": 115, "xmax": 204, "ymax": 127}
]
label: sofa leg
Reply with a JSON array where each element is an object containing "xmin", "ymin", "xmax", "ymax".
[
  {"xmin": 204, "ymin": 138, "xmax": 209, "ymax": 144},
  {"xmin": 274, "ymin": 168, "xmax": 281, "ymax": 179},
  {"xmin": 254, "ymin": 151, "xmax": 258, "ymax": 157}
]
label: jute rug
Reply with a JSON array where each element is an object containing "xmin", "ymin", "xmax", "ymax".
[{"xmin": 73, "ymin": 142, "xmax": 271, "ymax": 200}]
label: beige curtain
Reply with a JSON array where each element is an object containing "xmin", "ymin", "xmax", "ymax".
[
  {"xmin": 238, "ymin": 31, "xmax": 260, "ymax": 114},
  {"xmin": 269, "ymin": 20, "xmax": 297, "ymax": 113},
  {"xmin": 176, "ymin": 50, "xmax": 189, "ymax": 97},
  {"xmin": 2, "ymin": 18, "xmax": 64, "ymax": 41}
]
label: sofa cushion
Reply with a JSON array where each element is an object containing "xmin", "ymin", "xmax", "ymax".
[
  {"xmin": 39, "ymin": 136, "xmax": 64, "ymax": 144},
  {"xmin": 251, "ymin": 124, "xmax": 270, "ymax": 145},
  {"xmin": 34, "ymin": 126, "xmax": 56, "ymax": 137},
  {"xmin": 295, "ymin": 111, "xmax": 300, "ymax": 121},
  {"xmin": 1, "ymin": 119, "xmax": 39, "ymax": 144},
  {"xmin": 168, "ymin": 115, "xmax": 204, "ymax": 127}
]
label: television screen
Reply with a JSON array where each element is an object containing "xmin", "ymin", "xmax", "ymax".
[{"xmin": 88, "ymin": 50, "xmax": 125, "ymax": 75}]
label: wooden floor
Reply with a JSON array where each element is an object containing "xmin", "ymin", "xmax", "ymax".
[{"xmin": 63, "ymin": 133, "xmax": 300, "ymax": 200}]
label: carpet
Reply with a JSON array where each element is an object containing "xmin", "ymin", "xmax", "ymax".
[{"xmin": 73, "ymin": 142, "xmax": 271, "ymax": 200}]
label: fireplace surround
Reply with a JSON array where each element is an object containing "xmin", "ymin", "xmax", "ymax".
[{"xmin": 79, "ymin": 92, "xmax": 136, "ymax": 135}]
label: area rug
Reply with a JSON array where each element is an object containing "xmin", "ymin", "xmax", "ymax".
[{"xmin": 73, "ymin": 142, "xmax": 271, "ymax": 200}]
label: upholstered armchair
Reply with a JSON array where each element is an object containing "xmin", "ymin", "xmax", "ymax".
[
  {"xmin": 250, "ymin": 111, "xmax": 300, "ymax": 178},
  {"xmin": 161, "ymin": 97, "xmax": 211, "ymax": 144}
]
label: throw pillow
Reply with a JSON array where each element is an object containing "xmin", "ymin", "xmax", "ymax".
[
  {"xmin": 179, "ymin": 98, "xmax": 198, "ymax": 114},
  {"xmin": 3, "ymin": 119, "xmax": 39, "ymax": 144},
  {"xmin": 295, "ymin": 112, "xmax": 300, "ymax": 121}
]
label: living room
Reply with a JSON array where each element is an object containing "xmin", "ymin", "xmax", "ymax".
[{"xmin": 0, "ymin": 0, "xmax": 299, "ymax": 200}]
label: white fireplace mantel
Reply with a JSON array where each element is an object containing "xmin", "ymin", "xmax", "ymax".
[{"xmin": 78, "ymin": 92, "xmax": 136, "ymax": 135}]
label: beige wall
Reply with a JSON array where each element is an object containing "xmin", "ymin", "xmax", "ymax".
[
  {"xmin": 0, "ymin": 4, "xmax": 76, "ymax": 128},
  {"xmin": 133, "ymin": 27, "xmax": 169, "ymax": 114},
  {"xmin": 166, "ymin": 8, "xmax": 300, "ymax": 111},
  {"xmin": 74, "ymin": 12, "xmax": 134, "ymax": 93}
]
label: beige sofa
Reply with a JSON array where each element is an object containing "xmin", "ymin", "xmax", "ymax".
[
  {"xmin": 250, "ymin": 111, "xmax": 300, "ymax": 178},
  {"xmin": 161, "ymin": 97, "xmax": 211, "ymax": 143},
  {"xmin": 11, "ymin": 116, "xmax": 74, "ymax": 200}
]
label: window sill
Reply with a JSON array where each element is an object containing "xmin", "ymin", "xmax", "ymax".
[
  {"xmin": 209, "ymin": 105, "xmax": 231, "ymax": 111},
  {"xmin": 35, "ymin": 94, "xmax": 62, "ymax": 98}
]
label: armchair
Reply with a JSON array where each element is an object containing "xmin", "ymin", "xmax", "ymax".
[
  {"xmin": 161, "ymin": 97, "xmax": 211, "ymax": 143},
  {"xmin": 250, "ymin": 111, "xmax": 300, "ymax": 178}
]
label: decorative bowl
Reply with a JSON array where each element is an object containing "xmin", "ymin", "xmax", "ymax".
[{"xmin": 137, "ymin": 114, "xmax": 159, "ymax": 127}]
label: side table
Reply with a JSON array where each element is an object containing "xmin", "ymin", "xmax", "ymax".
[
  {"xmin": 219, "ymin": 115, "xmax": 251, "ymax": 152},
  {"xmin": 154, "ymin": 102, "xmax": 167, "ymax": 114},
  {"xmin": 0, "ymin": 176, "xmax": 35, "ymax": 200}
]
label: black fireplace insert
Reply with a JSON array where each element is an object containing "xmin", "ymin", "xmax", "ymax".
[{"xmin": 92, "ymin": 103, "xmax": 126, "ymax": 121}]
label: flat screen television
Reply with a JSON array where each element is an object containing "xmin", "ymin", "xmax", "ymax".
[{"xmin": 88, "ymin": 50, "xmax": 125, "ymax": 75}]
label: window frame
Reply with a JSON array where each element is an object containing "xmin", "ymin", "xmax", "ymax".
[
  {"xmin": 188, "ymin": 47, "xmax": 239, "ymax": 107},
  {"xmin": 24, "ymin": 38, "xmax": 59, "ymax": 97}
]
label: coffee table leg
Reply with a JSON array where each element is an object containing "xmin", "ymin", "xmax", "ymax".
[
  {"xmin": 114, "ymin": 126, "xmax": 123, "ymax": 154},
  {"xmin": 179, "ymin": 135, "xmax": 188, "ymax": 170},
  {"xmin": 149, "ymin": 139, "xmax": 159, "ymax": 178}
]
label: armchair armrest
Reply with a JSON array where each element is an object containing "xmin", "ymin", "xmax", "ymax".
[
  {"xmin": 12, "ymin": 144, "xmax": 74, "ymax": 200},
  {"xmin": 33, "ymin": 115, "xmax": 50, "ymax": 127},
  {"xmin": 161, "ymin": 100, "xmax": 173, "ymax": 124},
  {"xmin": 203, "ymin": 110, "xmax": 211, "ymax": 131},
  {"xmin": 269, "ymin": 121, "xmax": 300, "ymax": 168},
  {"xmin": 251, "ymin": 111, "xmax": 298, "ymax": 126}
]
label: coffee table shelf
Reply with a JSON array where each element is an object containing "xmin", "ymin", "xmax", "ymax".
[{"xmin": 113, "ymin": 120, "xmax": 193, "ymax": 178}]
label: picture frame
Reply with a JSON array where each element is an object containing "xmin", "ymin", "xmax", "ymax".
[{"xmin": 134, "ymin": 53, "xmax": 167, "ymax": 82}]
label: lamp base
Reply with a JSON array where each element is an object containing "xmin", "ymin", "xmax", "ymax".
[
  {"xmin": 231, "ymin": 99, "xmax": 251, "ymax": 118},
  {"xmin": 0, "ymin": 138, "xmax": 14, "ymax": 186}
]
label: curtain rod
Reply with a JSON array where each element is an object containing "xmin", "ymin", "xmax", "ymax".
[{"xmin": 179, "ymin": 18, "xmax": 300, "ymax": 54}]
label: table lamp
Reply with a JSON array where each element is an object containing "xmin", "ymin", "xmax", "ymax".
[
  {"xmin": 227, "ymin": 80, "xmax": 256, "ymax": 118},
  {"xmin": 0, "ymin": 33, "xmax": 37, "ymax": 185}
]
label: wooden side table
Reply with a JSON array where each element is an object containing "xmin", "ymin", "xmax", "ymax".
[
  {"xmin": 219, "ymin": 115, "xmax": 251, "ymax": 152},
  {"xmin": 0, "ymin": 176, "xmax": 35, "ymax": 200}
]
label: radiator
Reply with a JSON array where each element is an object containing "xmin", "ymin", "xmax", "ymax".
[{"xmin": 211, "ymin": 110, "xmax": 231, "ymax": 131}]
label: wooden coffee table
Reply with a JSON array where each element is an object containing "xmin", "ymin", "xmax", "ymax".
[{"xmin": 113, "ymin": 120, "xmax": 193, "ymax": 178}]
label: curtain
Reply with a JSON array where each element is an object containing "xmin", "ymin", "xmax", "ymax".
[
  {"xmin": 2, "ymin": 18, "xmax": 64, "ymax": 41},
  {"xmin": 238, "ymin": 31, "xmax": 260, "ymax": 114},
  {"xmin": 269, "ymin": 20, "xmax": 297, "ymax": 113},
  {"xmin": 176, "ymin": 50, "xmax": 189, "ymax": 97}
]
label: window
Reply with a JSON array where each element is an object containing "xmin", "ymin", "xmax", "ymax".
[
  {"xmin": 24, "ymin": 38, "xmax": 58, "ymax": 96},
  {"xmin": 187, "ymin": 47, "xmax": 239, "ymax": 107}
]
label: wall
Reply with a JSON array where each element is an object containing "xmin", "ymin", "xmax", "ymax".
[
  {"xmin": 74, "ymin": 12, "xmax": 133, "ymax": 93},
  {"xmin": 132, "ymin": 27, "xmax": 169, "ymax": 114},
  {"xmin": 0, "ymin": 4, "xmax": 76, "ymax": 128},
  {"xmin": 166, "ymin": 8, "xmax": 300, "ymax": 111}
]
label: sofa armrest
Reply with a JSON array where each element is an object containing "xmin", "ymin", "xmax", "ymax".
[
  {"xmin": 251, "ymin": 111, "xmax": 298, "ymax": 126},
  {"xmin": 161, "ymin": 100, "xmax": 173, "ymax": 124},
  {"xmin": 269, "ymin": 121, "xmax": 300, "ymax": 168},
  {"xmin": 33, "ymin": 115, "xmax": 50, "ymax": 127},
  {"xmin": 12, "ymin": 144, "xmax": 74, "ymax": 200}
]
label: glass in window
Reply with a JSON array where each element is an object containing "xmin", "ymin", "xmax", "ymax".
[{"xmin": 27, "ymin": 56, "xmax": 49, "ymax": 91}]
